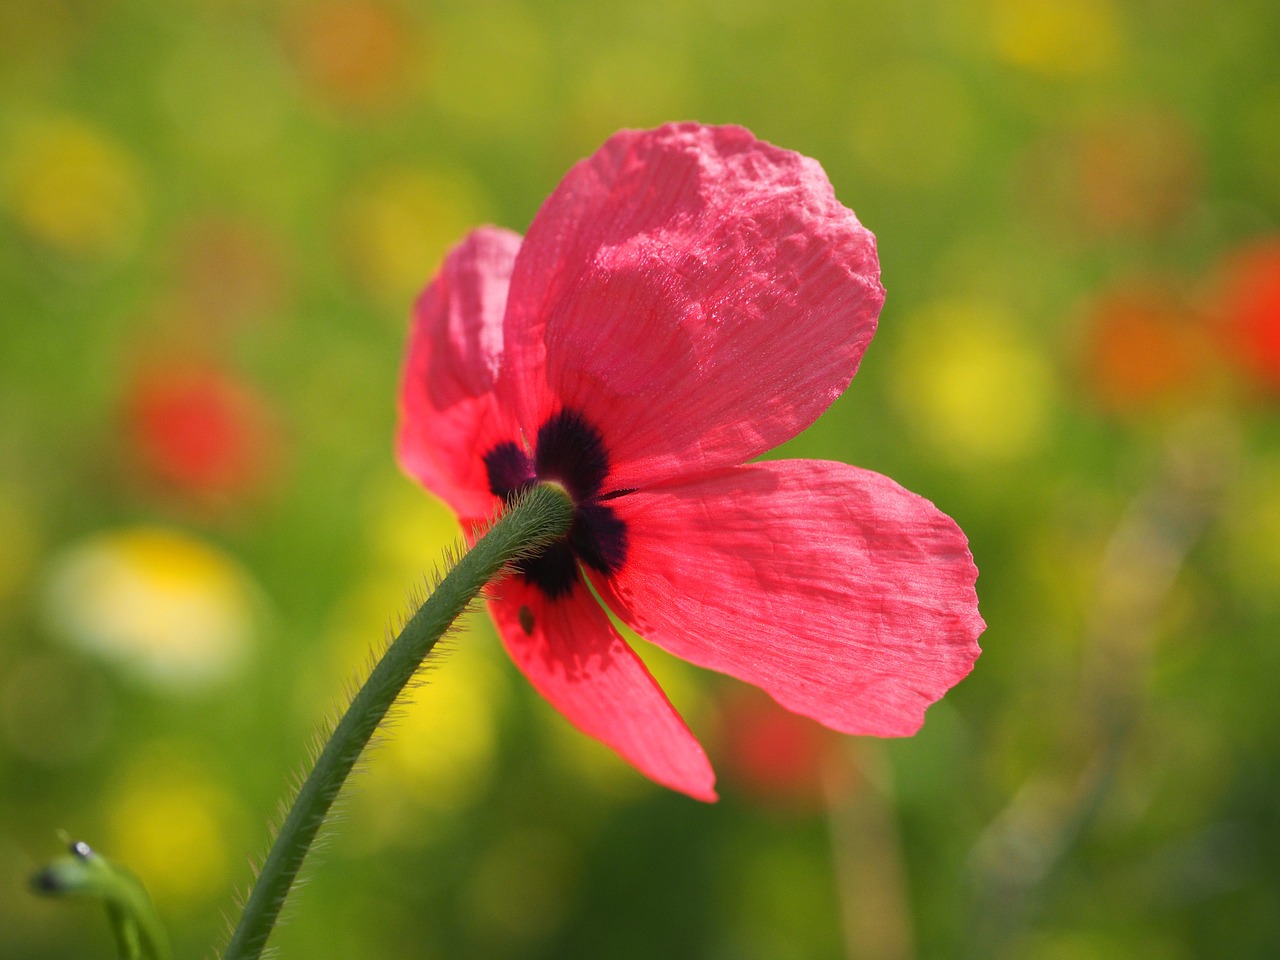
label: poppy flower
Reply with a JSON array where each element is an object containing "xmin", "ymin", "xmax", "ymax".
[
  {"xmin": 397, "ymin": 123, "xmax": 983, "ymax": 801},
  {"xmin": 718, "ymin": 686, "xmax": 844, "ymax": 812},
  {"xmin": 1217, "ymin": 237, "xmax": 1280, "ymax": 395},
  {"xmin": 124, "ymin": 361, "xmax": 281, "ymax": 504}
]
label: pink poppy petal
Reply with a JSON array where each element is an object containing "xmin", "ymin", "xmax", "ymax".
[
  {"xmin": 592, "ymin": 460, "xmax": 983, "ymax": 737},
  {"xmin": 500, "ymin": 123, "xmax": 884, "ymax": 489},
  {"xmin": 397, "ymin": 227, "xmax": 523, "ymax": 518},
  {"xmin": 488, "ymin": 575, "xmax": 716, "ymax": 801}
]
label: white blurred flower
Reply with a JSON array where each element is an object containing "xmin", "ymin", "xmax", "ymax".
[{"xmin": 43, "ymin": 526, "xmax": 257, "ymax": 689}]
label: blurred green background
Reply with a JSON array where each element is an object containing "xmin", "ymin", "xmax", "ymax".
[{"xmin": 2, "ymin": 0, "xmax": 1279, "ymax": 957}]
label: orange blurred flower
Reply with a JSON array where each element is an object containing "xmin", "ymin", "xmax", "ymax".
[
  {"xmin": 284, "ymin": 0, "xmax": 419, "ymax": 114},
  {"xmin": 1074, "ymin": 109, "xmax": 1200, "ymax": 235},
  {"xmin": 1017, "ymin": 108, "xmax": 1200, "ymax": 241},
  {"xmin": 1079, "ymin": 285, "xmax": 1215, "ymax": 414}
]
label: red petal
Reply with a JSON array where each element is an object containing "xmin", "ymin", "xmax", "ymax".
[
  {"xmin": 488, "ymin": 575, "xmax": 717, "ymax": 801},
  {"xmin": 500, "ymin": 123, "xmax": 884, "ymax": 489},
  {"xmin": 397, "ymin": 228, "xmax": 522, "ymax": 518},
  {"xmin": 593, "ymin": 460, "xmax": 983, "ymax": 737}
]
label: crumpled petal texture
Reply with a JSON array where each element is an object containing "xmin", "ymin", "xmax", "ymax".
[
  {"xmin": 397, "ymin": 122, "xmax": 982, "ymax": 800},
  {"xmin": 500, "ymin": 123, "xmax": 884, "ymax": 491},
  {"xmin": 590, "ymin": 461, "xmax": 983, "ymax": 738}
]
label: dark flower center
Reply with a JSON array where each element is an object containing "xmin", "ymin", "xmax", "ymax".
[{"xmin": 483, "ymin": 409, "xmax": 628, "ymax": 600}]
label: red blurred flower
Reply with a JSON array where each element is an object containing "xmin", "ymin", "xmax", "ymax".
[
  {"xmin": 718, "ymin": 687, "xmax": 844, "ymax": 811},
  {"xmin": 1079, "ymin": 285, "xmax": 1213, "ymax": 414},
  {"xmin": 1217, "ymin": 238, "xmax": 1280, "ymax": 394},
  {"xmin": 125, "ymin": 363, "xmax": 279, "ymax": 502},
  {"xmin": 397, "ymin": 124, "xmax": 984, "ymax": 800}
]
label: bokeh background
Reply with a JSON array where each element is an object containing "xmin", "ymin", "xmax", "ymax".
[{"xmin": 2, "ymin": 0, "xmax": 1279, "ymax": 957}]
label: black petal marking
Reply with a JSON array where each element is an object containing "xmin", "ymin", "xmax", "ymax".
[
  {"xmin": 484, "ymin": 441, "xmax": 534, "ymax": 499},
  {"xmin": 572, "ymin": 501, "xmax": 628, "ymax": 575},
  {"xmin": 482, "ymin": 408, "xmax": 630, "ymax": 601},
  {"xmin": 535, "ymin": 409, "xmax": 609, "ymax": 501},
  {"xmin": 518, "ymin": 605, "xmax": 535, "ymax": 634},
  {"xmin": 517, "ymin": 538, "xmax": 579, "ymax": 599}
]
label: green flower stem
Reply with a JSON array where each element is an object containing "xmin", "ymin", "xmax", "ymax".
[{"xmin": 222, "ymin": 483, "xmax": 575, "ymax": 960}]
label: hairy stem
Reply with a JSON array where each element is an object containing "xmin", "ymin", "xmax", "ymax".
[{"xmin": 222, "ymin": 484, "xmax": 575, "ymax": 960}]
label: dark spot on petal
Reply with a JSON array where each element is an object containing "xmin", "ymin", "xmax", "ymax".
[
  {"xmin": 518, "ymin": 604, "xmax": 535, "ymax": 635},
  {"xmin": 597, "ymin": 487, "xmax": 636, "ymax": 502},
  {"xmin": 571, "ymin": 501, "xmax": 627, "ymax": 575},
  {"xmin": 535, "ymin": 409, "xmax": 609, "ymax": 501},
  {"xmin": 516, "ymin": 539, "xmax": 579, "ymax": 599},
  {"xmin": 484, "ymin": 441, "xmax": 534, "ymax": 499},
  {"xmin": 482, "ymin": 408, "xmax": 628, "ymax": 603}
]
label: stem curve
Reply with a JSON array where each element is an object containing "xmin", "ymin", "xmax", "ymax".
[{"xmin": 222, "ymin": 484, "xmax": 575, "ymax": 960}]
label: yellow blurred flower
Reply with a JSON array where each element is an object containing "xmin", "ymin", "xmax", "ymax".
[
  {"xmin": 43, "ymin": 527, "xmax": 257, "ymax": 689},
  {"xmin": 365, "ymin": 472, "xmax": 468, "ymax": 579},
  {"xmin": 319, "ymin": 474, "xmax": 508, "ymax": 845},
  {"xmin": 106, "ymin": 747, "xmax": 240, "ymax": 908},
  {"xmin": 371, "ymin": 643, "xmax": 503, "ymax": 807},
  {"xmin": 989, "ymin": 0, "xmax": 1121, "ymax": 76},
  {"xmin": 891, "ymin": 300, "xmax": 1055, "ymax": 465},
  {"xmin": 340, "ymin": 165, "xmax": 489, "ymax": 309},
  {"xmin": 322, "ymin": 580, "xmax": 506, "ymax": 845},
  {"xmin": 3, "ymin": 116, "xmax": 145, "ymax": 259}
]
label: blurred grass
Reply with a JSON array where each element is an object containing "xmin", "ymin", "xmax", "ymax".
[{"xmin": 2, "ymin": 0, "xmax": 1279, "ymax": 958}]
